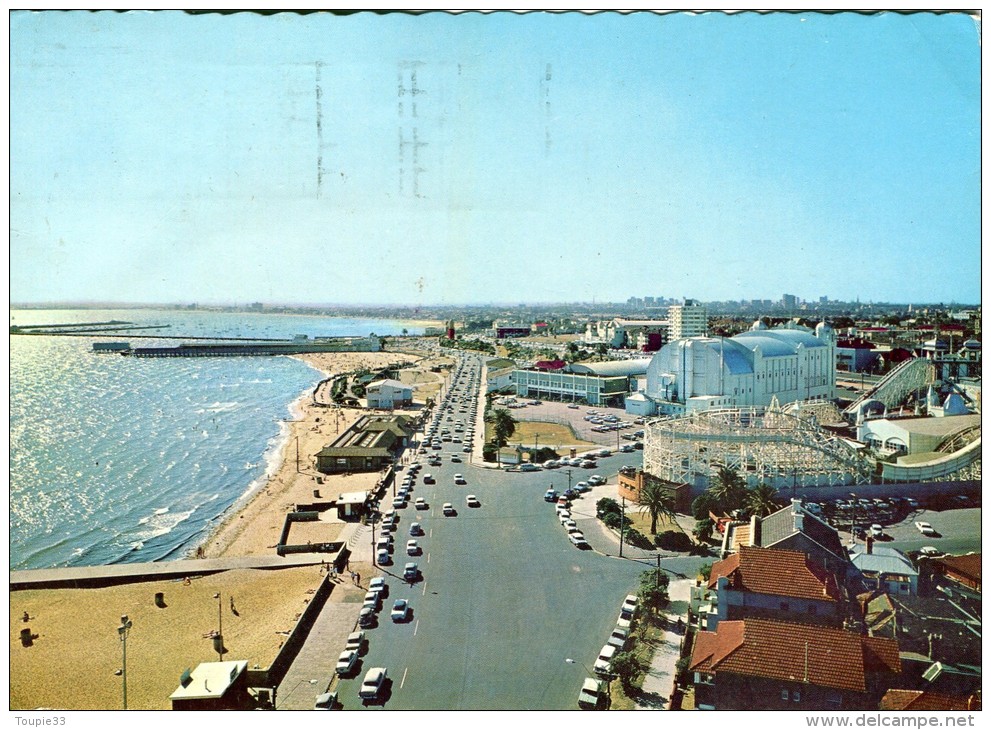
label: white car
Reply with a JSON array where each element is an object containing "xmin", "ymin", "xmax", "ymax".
[
  {"xmin": 621, "ymin": 594, "xmax": 639, "ymax": 618},
  {"xmin": 915, "ymin": 521, "xmax": 937, "ymax": 536},
  {"xmin": 558, "ymin": 511, "xmax": 572, "ymax": 523},
  {"xmin": 594, "ymin": 644, "xmax": 617, "ymax": 676},
  {"xmin": 466, "ymin": 495, "xmax": 480, "ymax": 507},
  {"xmin": 363, "ymin": 590, "xmax": 381, "ymax": 611},
  {"xmin": 443, "ymin": 503, "xmax": 456, "ymax": 516},
  {"xmin": 368, "ymin": 578, "xmax": 387, "ymax": 598},
  {"xmin": 518, "ymin": 463, "xmax": 541, "ymax": 472},
  {"xmin": 588, "ymin": 475, "xmax": 605, "ymax": 486},
  {"xmin": 358, "ymin": 667, "xmax": 388, "ymax": 699},
  {"xmin": 563, "ymin": 519, "xmax": 577, "ymax": 531},
  {"xmin": 391, "ymin": 599, "xmax": 411, "ymax": 622},
  {"xmin": 454, "ymin": 473, "xmax": 466, "ymax": 485},
  {"xmin": 407, "ymin": 539, "xmax": 421, "ymax": 556},
  {"xmin": 336, "ymin": 649, "xmax": 359, "ymax": 676},
  {"xmin": 345, "ymin": 630, "xmax": 366, "ymax": 653},
  {"xmin": 414, "ymin": 497, "xmax": 428, "ymax": 510},
  {"xmin": 569, "ymin": 533, "xmax": 589, "ymax": 549},
  {"xmin": 409, "ymin": 522, "xmax": 423, "ymax": 536},
  {"xmin": 920, "ymin": 546, "xmax": 942, "ymax": 557}
]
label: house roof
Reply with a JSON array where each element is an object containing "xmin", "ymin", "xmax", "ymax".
[
  {"xmin": 689, "ymin": 618, "xmax": 900, "ymax": 693},
  {"xmin": 568, "ymin": 359, "xmax": 651, "ymax": 377},
  {"xmin": 708, "ymin": 546, "xmax": 841, "ymax": 602},
  {"xmin": 318, "ymin": 415, "xmax": 413, "ymax": 457},
  {"xmin": 367, "ymin": 378, "xmax": 410, "ymax": 391},
  {"xmin": 879, "ymin": 689, "xmax": 976, "ymax": 711},
  {"xmin": 849, "ymin": 545, "xmax": 918, "ymax": 577},
  {"xmin": 758, "ymin": 501, "xmax": 847, "ymax": 561},
  {"xmin": 935, "ymin": 553, "xmax": 982, "ymax": 583},
  {"xmin": 170, "ymin": 661, "xmax": 247, "ymax": 701}
]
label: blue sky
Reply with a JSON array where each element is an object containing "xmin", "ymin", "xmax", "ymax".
[{"xmin": 9, "ymin": 10, "xmax": 982, "ymax": 306}]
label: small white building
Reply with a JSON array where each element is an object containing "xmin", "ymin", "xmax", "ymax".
[{"xmin": 366, "ymin": 379, "xmax": 413, "ymax": 409}]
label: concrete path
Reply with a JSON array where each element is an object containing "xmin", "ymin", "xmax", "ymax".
[
  {"xmin": 635, "ymin": 579, "xmax": 692, "ymax": 710},
  {"xmin": 275, "ymin": 576, "xmax": 366, "ymax": 709}
]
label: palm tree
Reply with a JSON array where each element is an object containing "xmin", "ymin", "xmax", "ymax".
[
  {"xmin": 486, "ymin": 407, "xmax": 517, "ymax": 447},
  {"xmin": 745, "ymin": 483, "xmax": 780, "ymax": 518},
  {"xmin": 637, "ymin": 481, "xmax": 677, "ymax": 535},
  {"xmin": 709, "ymin": 466, "xmax": 747, "ymax": 513}
]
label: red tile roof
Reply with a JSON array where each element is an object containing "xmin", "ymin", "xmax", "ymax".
[
  {"xmin": 880, "ymin": 690, "xmax": 978, "ymax": 711},
  {"xmin": 689, "ymin": 618, "xmax": 900, "ymax": 692},
  {"xmin": 936, "ymin": 553, "xmax": 982, "ymax": 583},
  {"xmin": 708, "ymin": 546, "xmax": 841, "ymax": 602}
]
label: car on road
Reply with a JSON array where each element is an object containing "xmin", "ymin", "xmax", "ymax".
[
  {"xmin": 544, "ymin": 489, "xmax": 558, "ymax": 502},
  {"xmin": 454, "ymin": 474, "xmax": 466, "ymax": 485},
  {"xmin": 915, "ymin": 521, "xmax": 937, "ymax": 536},
  {"xmin": 920, "ymin": 546, "xmax": 942, "ymax": 557},
  {"xmin": 409, "ymin": 522, "xmax": 423, "ymax": 536},
  {"xmin": 621, "ymin": 595, "xmax": 638, "ymax": 619},
  {"xmin": 594, "ymin": 644, "xmax": 617, "ymax": 676},
  {"xmin": 336, "ymin": 649, "xmax": 359, "ymax": 676},
  {"xmin": 580, "ymin": 460, "xmax": 596, "ymax": 469},
  {"xmin": 346, "ymin": 630, "xmax": 366, "ymax": 653},
  {"xmin": 518, "ymin": 463, "xmax": 541, "ymax": 472},
  {"xmin": 451, "ymin": 455, "xmax": 462, "ymax": 463},
  {"xmin": 376, "ymin": 549, "xmax": 392, "ymax": 566},
  {"xmin": 363, "ymin": 590, "xmax": 381, "ymax": 611},
  {"xmin": 414, "ymin": 497, "xmax": 428, "ymax": 510},
  {"xmin": 607, "ymin": 626, "xmax": 630, "ymax": 649},
  {"xmin": 558, "ymin": 511, "xmax": 572, "ymax": 523},
  {"xmin": 578, "ymin": 678, "xmax": 606, "ymax": 710},
  {"xmin": 569, "ymin": 533, "xmax": 589, "ymax": 549},
  {"xmin": 391, "ymin": 599, "xmax": 411, "ymax": 622},
  {"xmin": 563, "ymin": 519, "xmax": 577, "ymax": 531},
  {"xmin": 404, "ymin": 562, "xmax": 420, "ymax": 582},
  {"xmin": 616, "ymin": 614, "xmax": 632, "ymax": 630},
  {"xmin": 871, "ymin": 523, "xmax": 884, "ymax": 537},
  {"xmin": 314, "ymin": 691, "xmax": 339, "ymax": 710},
  {"xmin": 358, "ymin": 667, "xmax": 388, "ymax": 699},
  {"xmin": 543, "ymin": 460, "xmax": 560, "ymax": 469},
  {"xmin": 588, "ymin": 475, "xmax": 605, "ymax": 486},
  {"xmin": 423, "ymin": 474, "xmax": 436, "ymax": 484},
  {"xmin": 358, "ymin": 606, "xmax": 376, "ymax": 628},
  {"xmin": 443, "ymin": 502, "xmax": 456, "ymax": 516},
  {"xmin": 466, "ymin": 495, "xmax": 480, "ymax": 507},
  {"xmin": 568, "ymin": 403, "xmax": 580, "ymax": 409},
  {"xmin": 407, "ymin": 539, "xmax": 421, "ymax": 555},
  {"xmin": 392, "ymin": 496, "xmax": 406, "ymax": 508}
]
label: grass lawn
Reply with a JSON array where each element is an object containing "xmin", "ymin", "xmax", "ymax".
[
  {"xmin": 608, "ymin": 616, "xmax": 667, "ymax": 710},
  {"xmin": 502, "ymin": 420, "xmax": 598, "ymax": 449},
  {"xmin": 627, "ymin": 509, "xmax": 683, "ymax": 538}
]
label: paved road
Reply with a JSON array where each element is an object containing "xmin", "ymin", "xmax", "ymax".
[{"xmin": 332, "ymin": 355, "xmax": 701, "ymax": 711}]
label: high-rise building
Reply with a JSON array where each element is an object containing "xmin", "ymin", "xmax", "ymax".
[
  {"xmin": 669, "ymin": 300, "xmax": 708, "ymax": 339},
  {"xmin": 782, "ymin": 293, "xmax": 798, "ymax": 310}
]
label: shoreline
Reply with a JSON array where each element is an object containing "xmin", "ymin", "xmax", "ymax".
[{"xmin": 197, "ymin": 350, "xmax": 424, "ymax": 560}]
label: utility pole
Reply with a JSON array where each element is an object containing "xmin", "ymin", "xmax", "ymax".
[
  {"xmin": 619, "ymin": 495, "xmax": 626, "ymax": 558},
  {"xmin": 656, "ymin": 554, "xmax": 661, "ymax": 587},
  {"xmin": 295, "ymin": 436, "xmax": 300, "ymax": 473}
]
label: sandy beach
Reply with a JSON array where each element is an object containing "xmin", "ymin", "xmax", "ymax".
[{"xmin": 10, "ymin": 343, "xmax": 458, "ymax": 710}]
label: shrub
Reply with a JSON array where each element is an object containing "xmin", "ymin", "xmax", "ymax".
[
  {"xmin": 597, "ymin": 497, "xmax": 622, "ymax": 517},
  {"xmin": 482, "ymin": 442, "xmax": 498, "ymax": 462},
  {"xmin": 532, "ymin": 447, "xmax": 560, "ymax": 464},
  {"xmin": 602, "ymin": 512, "xmax": 623, "ymax": 530},
  {"xmin": 654, "ymin": 531, "xmax": 694, "ymax": 552},
  {"xmin": 623, "ymin": 527, "xmax": 653, "ymax": 550}
]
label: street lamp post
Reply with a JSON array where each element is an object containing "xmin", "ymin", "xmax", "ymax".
[
  {"xmin": 117, "ymin": 614, "xmax": 133, "ymax": 710},
  {"xmin": 212, "ymin": 593, "xmax": 224, "ymax": 660}
]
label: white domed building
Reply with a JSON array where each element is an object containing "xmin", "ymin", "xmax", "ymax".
[{"xmin": 629, "ymin": 320, "xmax": 837, "ymax": 416}]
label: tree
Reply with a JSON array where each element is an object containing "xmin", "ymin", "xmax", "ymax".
[
  {"xmin": 638, "ymin": 569, "xmax": 670, "ymax": 617},
  {"xmin": 691, "ymin": 491, "xmax": 719, "ymax": 521},
  {"xmin": 596, "ymin": 343, "xmax": 609, "ymax": 356},
  {"xmin": 709, "ymin": 466, "xmax": 747, "ymax": 513},
  {"xmin": 637, "ymin": 481, "xmax": 677, "ymax": 535},
  {"xmin": 693, "ymin": 517, "xmax": 715, "ymax": 543},
  {"xmin": 745, "ymin": 482, "xmax": 780, "ymax": 518},
  {"xmin": 611, "ymin": 650, "xmax": 647, "ymax": 693},
  {"xmin": 486, "ymin": 407, "xmax": 517, "ymax": 448}
]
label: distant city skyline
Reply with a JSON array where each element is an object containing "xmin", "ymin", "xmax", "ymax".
[{"xmin": 10, "ymin": 11, "xmax": 982, "ymax": 307}]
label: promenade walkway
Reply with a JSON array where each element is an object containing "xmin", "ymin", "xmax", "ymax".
[{"xmin": 10, "ymin": 554, "xmax": 327, "ymax": 590}]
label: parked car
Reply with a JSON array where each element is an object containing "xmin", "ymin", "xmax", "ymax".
[
  {"xmin": 920, "ymin": 546, "xmax": 942, "ymax": 557},
  {"xmin": 345, "ymin": 630, "xmax": 366, "ymax": 653},
  {"xmin": 368, "ymin": 578, "xmax": 387, "ymax": 598},
  {"xmin": 336, "ymin": 649, "xmax": 359, "ymax": 676},
  {"xmin": 519, "ymin": 463, "xmax": 541, "ymax": 472},
  {"xmin": 443, "ymin": 502, "xmax": 456, "ymax": 516},
  {"xmin": 915, "ymin": 521, "xmax": 937, "ymax": 536},
  {"xmin": 466, "ymin": 495, "xmax": 480, "ymax": 507},
  {"xmin": 621, "ymin": 594, "xmax": 638, "ymax": 619},
  {"xmin": 314, "ymin": 691, "xmax": 339, "ymax": 710},
  {"xmin": 423, "ymin": 474, "xmax": 435, "ymax": 484},
  {"xmin": 569, "ymin": 533, "xmax": 589, "ymax": 549},
  {"xmin": 358, "ymin": 606, "xmax": 376, "ymax": 628},
  {"xmin": 376, "ymin": 549, "xmax": 392, "ymax": 566},
  {"xmin": 407, "ymin": 539, "xmax": 421, "ymax": 556},
  {"xmin": 594, "ymin": 644, "xmax": 617, "ymax": 676},
  {"xmin": 358, "ymin": 667, "xmax": 388, "ymax": 699},
  {"xmin": 871, "ymin": 524, "xmax": 884, "ymax": 537},
  {"xmin": 607, "ymin": 626, "xmax": 630, "ymax": 649},
  {"xmin": 544, "ymin": 489, "xmax": 558, "ymax": 502}
]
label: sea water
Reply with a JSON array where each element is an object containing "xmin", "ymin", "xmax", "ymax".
[{"xmin": 9, "ymin": 309, "xmax": 423, "ymax": 570}]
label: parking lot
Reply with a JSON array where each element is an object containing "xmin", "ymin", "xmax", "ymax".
[{"xmin": 494, "ymin": 397, "xmax": 646, "ymax": 450}]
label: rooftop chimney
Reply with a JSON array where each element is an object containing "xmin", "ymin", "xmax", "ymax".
[
  {"xmin": 791, "ymin": 499, "xmax": 804, "ymax": 532},
  {"xmin": 866, "ymin": 536, "xmax": 874, "ymax": 554}
]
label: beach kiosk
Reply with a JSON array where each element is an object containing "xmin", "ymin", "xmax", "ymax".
[
  {"xmin": 170, "ymin": 660, "xmax": 251, "ymax": 711},
  {"xmin": 336, "ymin": 491, "xmax": 368, "ymax": 520}
]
